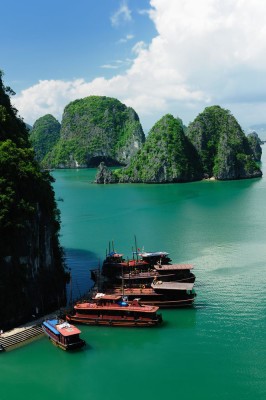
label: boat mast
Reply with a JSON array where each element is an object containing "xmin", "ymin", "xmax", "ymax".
[{"xmin": 134, "ymin": 235, "xmax": 139, "ymax": 261}]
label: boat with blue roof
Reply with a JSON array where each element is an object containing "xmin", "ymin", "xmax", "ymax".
[{"xmin": 42, "ymin": 319, "xmax": 86, "ymax": 350}]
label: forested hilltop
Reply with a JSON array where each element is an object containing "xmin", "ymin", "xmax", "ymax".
[
  {"xmin": 32, "ymin": 96, "xmax": 145, "ymax": 168},
  {"xmin": 112, "ymin": 114, "xmax": 202, "ymax": 183},
  {"xmin": 29, "ymin": 114, "xmax": 61, "ymax": 163},
  {"xmin": 96, "ymin": 106, "xmax": 262, "ymax": 184},
  {"xmin": 0, "ymin": 71, "xmax": 67, "ymax": 329}
]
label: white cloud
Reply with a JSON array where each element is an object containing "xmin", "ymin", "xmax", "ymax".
[
  {"xmin": 100, "ymin": 64, "xmax": 119, "ymax": 69},
  {"xmin": 118, "ymin": 34, "xmax": 134, "ymax": 43},
  {"xmin": 110, "ymin": 1, "xmax": 132, "ymax": 27},
  {"xmin": 14, "ymin": 0, "xmax": 266, "ymax": 131},
  {"xmin": 131, "ymin": 41, "xmax": 148, "ymax": 55}
]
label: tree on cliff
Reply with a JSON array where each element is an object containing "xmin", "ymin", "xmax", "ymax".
[{"xmin": 0, "ymin": 70, "xmax": 67, "ymax": 329}]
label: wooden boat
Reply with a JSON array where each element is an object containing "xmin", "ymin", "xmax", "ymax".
[
  {"xmin": 91, "ymin": 246, "xmax": 197, "ymax": 308},
  {"xmin": 137, "ymin": 251, "xmax": 172, "ymax": 266},
  {"xmin": 66, "ymin": 294, "xmax": 162, "ymax": 327},
  {"xmin": 42, "ymin": 319, "xmax": 86, "ymax": 350},
  {"xmin": 154, "ymin": 264, "xmax": 195, "ymax": 283},
  {"xmin": 106, "ymin": 281, "xmax": 196, "ymax": 308},
  {"xmin": 101, "ymin": 252, "xmax": 149, "ymax": 278},
  {"xmin": 92, "ymin": 251, "xmax": 194, "ymax": 284}
]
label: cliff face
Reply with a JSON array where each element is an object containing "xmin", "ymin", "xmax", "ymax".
[
  {"xmin": 247, "ymin": 131, "xmax": 262, "ymax": 162},
  {"xmin": 187, "ymin": 106, "xmax": 262, "ymax": 180},
  {"xmin": 0, "ymin": 71, "xmax": 67, "ymax": 329},
  {"xmin": 29, "ymin": 114, "xmax": 60, "ymax": 163},
  {"xmin": 110, "ymin": 114, "xmax": 202, "ymax": 183},
  {"xmin": 44, "ymin": 96, "xmax": 145, "ymax": 168}
]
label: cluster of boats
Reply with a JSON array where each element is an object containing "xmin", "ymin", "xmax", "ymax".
[
  {"xmin": 42, "ymin": 247, "xmax": 197, "ymax": 350},
  {"xmin": 91, "ymin": 249, "xmax": 196, "ymax": 308}
]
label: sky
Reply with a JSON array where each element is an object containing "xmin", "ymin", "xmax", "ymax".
[{"xmin": 1, "ymin": 0, "xmax": 266, "ymax": 133}]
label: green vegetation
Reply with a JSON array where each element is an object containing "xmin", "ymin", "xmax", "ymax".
[
  {"xmin": 187, "ymin": 106, "xmax": 262, "ymax": 180},
  {"xmin": 44, "ymin": 96, "xmax": 145, "ymax": 168},
  {"xmin": 29, "ymin": 114, "xmax": 60, "ymax": 163},
  {"xmin": 96, "ymin": 106, "xmax": 262, "ymax": 184},
  {"xmin": 247, "ymin": 131, "xmax": 262, "ymax": 162},
  {"xmin": 0, "ymin": 70, "xmax": 67, "ymax": 329},
  {"xmin": 114, "ymin": 114, "xmax": 201, "ymax": 183}
]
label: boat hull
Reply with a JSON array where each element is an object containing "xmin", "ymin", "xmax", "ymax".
[
  {"xmin": 66, "ymin": 314, "xmax": 162, "ymax": 327},
  {"xmin": 105, "ymin": 288, "xmax": 196, "ymax": 308}
]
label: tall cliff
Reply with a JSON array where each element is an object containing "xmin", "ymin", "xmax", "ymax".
[
  {"xmin": 187, "ymin": 106, "xmax": 262, "ymax": 180},
  {"xmin": 29, "ymin": 114, "xmax": 60, "ymax": 163},
  {"xmin": 247, "ymin": 131, "xmax": 262, "ymax": 162},
  {"xmin": 96, "ymin": 114, "xmax": 202, "ymax": 183},
  {"xmin": 0, "ymin": 71, "xmax": 67, "ymax": 329},
  {"xmin": 44, "ymin": 96, "xmax": 145, "ymax": 168}
]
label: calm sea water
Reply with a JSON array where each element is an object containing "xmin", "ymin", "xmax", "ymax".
[{"xmin": 1, "ymin": 151, "xmax": 266, "ymax": 400}]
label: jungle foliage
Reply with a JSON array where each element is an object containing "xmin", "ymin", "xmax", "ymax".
[
  {"xmin": 29, "ymin": 114, "xmax": 60, "ymax": 163},
  {"xmin": 0, "ymin": 70, "xmax": 67, "ymax": 328}
]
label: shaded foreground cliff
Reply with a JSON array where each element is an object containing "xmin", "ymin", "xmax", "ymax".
[{"xmin": 0, "ymin": 71, "xmax": 68, "ymax": 330}]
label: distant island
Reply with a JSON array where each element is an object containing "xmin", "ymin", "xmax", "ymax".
[
  {"xmin": 30, "ymin": 96, "xmax": 145, "ymax": 169},
  {"xmin": 29, "ymin": 97, "xmax": 262, "ymax": 183},
  {"xmin": 95, "ymin": 106, "xmax": 262, "ymax": 183}
]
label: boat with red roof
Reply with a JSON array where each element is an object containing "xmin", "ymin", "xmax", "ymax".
[
  {"xmin": 42, "ymin": 319, "xmax": 86, "ymax": 350},
  {"xmin": 66, "ymin": 293, "xmax": 162, "ymax": 327}
]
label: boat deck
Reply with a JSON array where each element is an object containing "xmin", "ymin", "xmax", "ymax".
[
  {"xmin": 151, "ymin": 281, "xmax": 194, "ymax": 290},
  {"xmin": 154, "ymin": 263, "xmax": 193, "ymax": 271}
]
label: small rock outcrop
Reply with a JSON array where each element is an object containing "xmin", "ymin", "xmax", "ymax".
[{"xmin": 95, "ymin": 162, "xmax": 118, "ymax": 184}]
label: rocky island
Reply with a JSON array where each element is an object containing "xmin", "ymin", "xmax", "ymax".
[
  {"xmin": 29, "ymin": 114, "xmax": 61, "ymax": 163},
  {"xmin": 95, "ymin": 106, "xmax": 262, "ymax": 184},
  {"xmin": 37, "ymin": 96, "xmax": 145, "ymax": 169}
]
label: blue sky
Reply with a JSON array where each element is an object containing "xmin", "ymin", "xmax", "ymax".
[
  {"xmin": 1, "ymin": 0, "xmax": 155, "ymax": 89},
  {"xmin": 2, "ymin": 0, "xmax": 266, "ymax": 132}
]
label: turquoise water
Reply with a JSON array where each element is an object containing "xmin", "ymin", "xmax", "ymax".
[{"xmin": 1, "ymin": 152, "xmax": 266, "ymax": 400}]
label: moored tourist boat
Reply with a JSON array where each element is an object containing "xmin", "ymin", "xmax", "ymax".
[
  {"xmin": 42, "ymin": 319, "xmax": 86, "ymax": 350},
  {"xmin": 92, "ymin": 251, "xmax": 194, "ymax": 284},
  {"xmin": 106, "ymin": 281, "xmax": 196, "ymax": 308},
  {"xmin": 137, "ymin": 251, "xmax": 172, "ymax": 266},
  {"xmin": 91, "ymin": 245, "xmax": 197, "ymax": 308},
  {"xmin": 154, "ymin": 264, "xmax": 195, "ymax": 283},
  {"xmin": 66, "ymin": 293, "xmax": 162, "ymax": 327}
]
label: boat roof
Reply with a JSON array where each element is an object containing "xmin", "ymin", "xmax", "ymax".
[
  {"xmin": 56, "ymin": 322, "xmax": 81, "ymax": 337},
  {"xmin": 154, "ymin": 263, "xmax": 194, "ymax": 270},
  {"xmin": 43, "ymin": 319, "xmax": 81, "ymax": 336},
  {"xmin": 138, "ymin": 251, "xmax": 169, "ymax": 257},
  {"xmin": 75, "ymin": 296, "xmax": 159, "ymax": 312},
  {"xmin": 93, "ymin": 293, "xmax": 122, "ymax": 301},
  {"xmin": 107, "ymin": 252, "xmax": 123, "ymax": 258},
  {"xmin": 151, "ymin": 281, "xmax": 194, "ymax": 290},
  {"xmin": 43, "ymin": 320, "xmax": 60, "ymax": 335}
]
